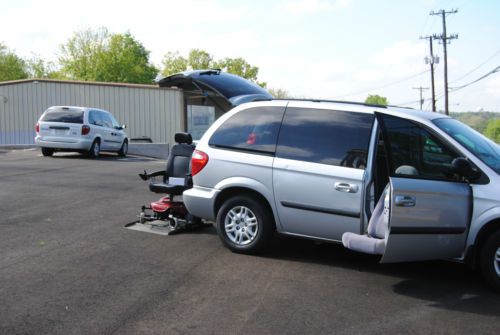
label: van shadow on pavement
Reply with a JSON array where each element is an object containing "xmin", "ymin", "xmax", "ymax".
[{"xmin": 262, "ymin": 234, "xmax": 500, "ymax": 317}]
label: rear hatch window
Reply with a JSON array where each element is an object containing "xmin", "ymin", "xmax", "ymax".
[{"xmin": 41, "ymin": 108, "xmax": 84, "ymax": 124}]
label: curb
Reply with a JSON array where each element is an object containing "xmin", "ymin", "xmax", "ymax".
[{"xmin": 0, "ymin": 143, "xmax": 170, "ymax": 159}]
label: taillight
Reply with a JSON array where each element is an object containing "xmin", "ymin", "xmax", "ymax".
[
  {"xmin": 191, "ymin": 150, "xmax": 209, "ymax": 176},
  {"xmin": 81, "ymin": 125, "xmax": 90, "ymax": 135},
  {"xmin": 35, "ymin": 123, "xmax": 39, "ymax": 133}
]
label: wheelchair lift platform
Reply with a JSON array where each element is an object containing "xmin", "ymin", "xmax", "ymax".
[{"xmin": 125, "ymin": 220, "xmax": 175, "ymax": 236}]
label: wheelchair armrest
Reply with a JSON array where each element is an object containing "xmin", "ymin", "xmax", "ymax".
[{"xmin": 138, "ymin": 170, "xmax": 166, "ymax": 181}]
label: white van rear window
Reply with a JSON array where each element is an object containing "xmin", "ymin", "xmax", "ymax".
[{"xmin": 41, "ymin": 109, "xmax": 84, "ymax": 124}]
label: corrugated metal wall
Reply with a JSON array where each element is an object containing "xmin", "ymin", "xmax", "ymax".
[{"xmin": 0, "ymin": 80, "xmax": 184, "ymax": 145}]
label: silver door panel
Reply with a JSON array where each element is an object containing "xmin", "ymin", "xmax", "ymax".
[
  {"xmin": 381, "ymin": 177, "xmax": 471, "ymax": 263},
  {"xmin": 273, "ymin": 158, "xmax": 364, "ymax": 240}
]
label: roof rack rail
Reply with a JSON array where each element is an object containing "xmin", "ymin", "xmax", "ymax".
[
  {"xmin": 251, "ymin": 98, "xmax": 388, "ymax": 108},
  {"xmin": 387, "ymin": 104, "xmax": 415, "ymax": 110}
]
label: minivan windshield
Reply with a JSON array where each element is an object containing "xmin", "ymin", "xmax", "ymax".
[
  {"xmin": 41, "ymin": 108, "xmax": 84, "ymax": 124},
  {"xmin": 434, "ymin": 118, "xmax": 500, "ymax": 174}
]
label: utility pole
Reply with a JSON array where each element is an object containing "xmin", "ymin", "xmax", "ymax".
[
  {"xmin": 420, "ymin": 35, "xmax": 438, "ymax": 112},
  {"xmin": 413, "ymin": 86, "xmax": 429, "ymax": 110},
  {"xmin": 431, "ymin": 8, "xmax": 458, "ymax": 115}
]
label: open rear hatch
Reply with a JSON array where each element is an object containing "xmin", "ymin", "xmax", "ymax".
[{"xmin": 157, "ymin": 70, "xmax": 272, "ymax": 111}]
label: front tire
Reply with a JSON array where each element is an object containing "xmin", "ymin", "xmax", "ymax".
[
  {"xmin": 216, "ymin": 195, "xmax": 274, "ymax": 254},
  {"xmin": 88, "ymin": 139, "xmax": 100, "ymax": 158},
  {"xmin": 479, "ymin": 229, "xmax": 500, "ymax": 292},
  {"xmin": 118, "ymin": 140, "xmax": 128, "ymax": 157},
  {"xmin": 41, "ymin": 147, "xmax": 54, "ymax": 157}
]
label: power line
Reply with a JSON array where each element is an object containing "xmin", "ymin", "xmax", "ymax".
[
  {"xmin": 324, "ymin": 69, "xmax": 429, "ymax": 99},
  {"xmin": 450, "ymin": 65, "xmax": 500, "ymax": 92},
  {"xmin": 393, "ymin": 99, "xmax": 422, "ymax": 106},
  {"xmin": 450, "ymin": 48, "xmax": 500, "ymax": 83}
]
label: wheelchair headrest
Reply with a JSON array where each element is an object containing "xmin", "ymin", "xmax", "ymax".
[
  {"xmin": 174, "ymin": 132, "xmax": 193, "ymax": 145},
  {"xmin": 395, "ymin": 165, "xmax": 418, "ymax": 176}
]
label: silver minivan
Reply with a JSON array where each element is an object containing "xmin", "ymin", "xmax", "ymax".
[
  {"xmin": 184, "ymin": 100, "xmax": 500, "ymax": 290},
  {"xmin": 35, "ymin": 106, "xmax": 128, "ymax": 157}
]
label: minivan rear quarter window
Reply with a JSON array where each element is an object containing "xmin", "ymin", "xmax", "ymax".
[
  {"xmin": 208, "ymin": 106, "xmax": 285, "ymax": 154},
  {"xmin": 41, "ymin": 108, "xmax": 84, "ymax": 124},
  {"xmin": 276, "ymin": 108, "xmax": 374, "ymax": 168}
]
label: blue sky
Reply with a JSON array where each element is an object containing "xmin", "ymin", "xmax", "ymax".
[{"xmin": 1, "ymin": 0, "xmax": 499, "ymax": 112}]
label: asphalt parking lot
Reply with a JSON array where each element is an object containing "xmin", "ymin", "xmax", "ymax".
[{"xmin": 0, "ymin": 149, "xmax": 499, "ymax": 335}]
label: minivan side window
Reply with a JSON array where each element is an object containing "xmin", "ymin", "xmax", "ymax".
[
  {"xmin": 276, "ymin": 108, "xmax": 374, "ymax": 169},
  {"xmin": 208, "ymin": 106, "xmax": 285, "ymax": 154},
  {"xmin": 380, "ymin": 114, "xmax": 460, "ymax": 181},
  {"xmin": 109, "ymin": 114, "xmax": 120, "ymax": 129},
  {"xmin": 89, "ymin": 110, "xmax": 105, "ymax": 126},
  {"xmin": 100, "ymin": 112, "xmax": 113, "ymax": 128},
  {"xmin": 88, "ymin": 111, "xmax": 98, "ymax": 126}
]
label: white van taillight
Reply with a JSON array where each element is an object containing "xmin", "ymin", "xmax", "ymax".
[
  {"xmin": 35, "ymin": 123, "xmax": 39, "ymax": 133},
  {"xmin": 191, "ymin": 150, "xmax": 209, "ymax": 176},
  {"xmin": 81, "ymin": 125, "xmax": 90, "ymax": 135}
]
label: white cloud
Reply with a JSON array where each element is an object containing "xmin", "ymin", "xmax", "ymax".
[
  {"xmin": 370, "ymin": 40, "xmax": 427, "ymax": 77},
  {"xmin": 484, "ymin": 74, "xmax": 500, "ymax": 96},
  {"xmin": 284, "ymin": 0, "xmax": 351, "ymax": 14},
  {"xmin": 0, "ymin": 0, "xmax": 249, "ymax": 62}
]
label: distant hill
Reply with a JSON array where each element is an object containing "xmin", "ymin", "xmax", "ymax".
[{"xmin": 450, "ymin": 111, "xmax": 500, "ymax": 133}]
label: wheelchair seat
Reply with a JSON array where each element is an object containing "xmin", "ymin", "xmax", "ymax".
[{"xmin": 149, "ymin": 132, "xmax": 194, "ymax": 195}]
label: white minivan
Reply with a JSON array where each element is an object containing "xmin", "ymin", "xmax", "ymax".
[
  {"xmin": 183, "ymin": 99, "xmax": 500, "ymax": 290},
  {"xmin": 35, "ymin": 106, "xmax": 128, "ymax": 157}
]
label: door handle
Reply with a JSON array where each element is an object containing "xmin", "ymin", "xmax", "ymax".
[
  {"xmin": 394, "ymin": 195, "xmax": 416, "ymax": 207},
  {"xmin": 334, "ymin": 182, "xmax": 359, "ymax": 193}
]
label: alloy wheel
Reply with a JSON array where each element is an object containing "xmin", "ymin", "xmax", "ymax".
[
  {"xmin": 224, "ymin": 206, "xmax": 258, "ymax": 245},
  {"xmin": 93, "ymin": 142, "xmax": 100, "ymax": 156}
]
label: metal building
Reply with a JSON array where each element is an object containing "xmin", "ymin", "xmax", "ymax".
[{"xmin": 0, "ymin": 79, "xmax": 183, "ymax": 145}]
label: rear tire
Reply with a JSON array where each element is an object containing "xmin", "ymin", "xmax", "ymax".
[
  {"xmin": 118, "ymin": 140, "xmax": 128, "ymax": 157},
  {"xmin": 479, "ymin": 229, "xmax": 500, "ymax": 292},
  {"xmin": 88, "ymin": 139, "xmax": 100, "ymax": 158},
  {"xmin": 41, "ymin": 147, "xmax": 54, "ymax": 157},
  {"xmin": 216, "ymin": 195, "xmax": 274, "ymax": 254}
]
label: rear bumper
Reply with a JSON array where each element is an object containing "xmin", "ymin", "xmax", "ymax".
[
  {"xmin": 183, "ymin": 186, "xmax": 220, "ymax": 221},
  {"xmin": 35, "ymin": 136, "xmax": 93, "ymax": 151}
]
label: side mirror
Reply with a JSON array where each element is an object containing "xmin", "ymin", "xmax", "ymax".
[
  {"xmin": 451, "ymin": 157, "xmax": 481, "ymax": 181},
  {"xmin": 115, "ymin": 124, "xmax": 127, "ymax": 130},
  {"xmin": 122, "ymin": 124, "xmax": 127, "ymax": 129}
]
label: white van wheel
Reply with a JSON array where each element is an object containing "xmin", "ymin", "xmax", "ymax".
[
  {"xmin": 224, "ymin": 206, "xmax": 259, "ymax": 246},
  {"xmin": 118, "ymin": 140, "xmax": 128, "ymax": 157},
  {"xmin": 41, "ymin": 147, "xmax": 54, "ymax": 157},
  {"xmin": 216, "ymin": 195, "xmax": 274, "ymax": 254},
  {"xmin": 88, "ymin": 140, "xmax": 100, "ymax": 158}
]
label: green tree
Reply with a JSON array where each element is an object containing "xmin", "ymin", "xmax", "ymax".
[
  {"xmin": 161, "ymin": 49, "xmax": 212, "ymax": 77},
  {"xmin": 160, "ymin": 49, "xmax": 266, "ymax": 87},
  {"xmin": 214, "ymin": 57, "xmax": 260, "ymax": 83},
  {"xmin": 97, "ymin": 32, "xmax": 158, "ymax": 84},
  {"xmin": 59, "ymin": 28, "xmax": 108, "ymax": 81},
  {"xmin": 187, "ymin": 49, "xmax": 213, "ymax": 70},
  {"xmin": 59, "ymin": 28, "xmax": 158, "ymax": 84},
  {"xmin": 0, "ymin": 43, "xmax": 29, "ymax": 81},
  {"xmin": 161, "ymin": 51, "xmax": 188, "ymax": 76},
  {"xmin": 268, "ymin": 87, "xmax": 290, "ymax": 99},
  {"xmin": 26, "ymin": 55, "xmax": 60, "ymax": 79},
  {"xmin": 484, "ymin": 118, "xmax": 500, "ymax": 143},
  {"xmin": 365, "ymin": 94, "xmax": 388, "ymax": 106}
]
